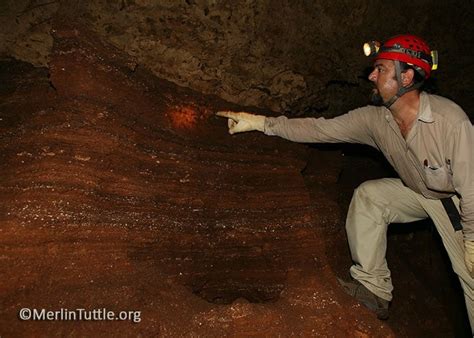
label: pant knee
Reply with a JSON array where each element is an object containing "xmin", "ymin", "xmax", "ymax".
[
  {"xmin": 347, "ymin": 180, "xmax": 393, "ymax": 227},
  {"xmin": 353, "ymin": 180, "xmax": 384, "ymax": 200}
]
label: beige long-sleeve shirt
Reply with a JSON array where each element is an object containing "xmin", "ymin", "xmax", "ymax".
[{"xmin": 264, "ymin": 92, "xmax": 474, "ymax": 239}]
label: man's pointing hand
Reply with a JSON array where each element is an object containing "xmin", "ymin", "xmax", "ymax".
[{"xmin": 216, "ymin": 111, "xmax": 265, "ymax": 135}]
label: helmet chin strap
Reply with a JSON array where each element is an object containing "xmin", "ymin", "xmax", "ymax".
[{"xmin": 383, "ymin": 60, "xmax": 423, "ymax": 108}]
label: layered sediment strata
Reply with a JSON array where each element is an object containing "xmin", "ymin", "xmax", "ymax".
[{"xmin": 0, "ymin": 18, "xmax": 392, "ymax": 336}]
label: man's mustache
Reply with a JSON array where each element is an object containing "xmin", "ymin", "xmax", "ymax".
[{"xmin": 370, "ymin": 88, "xmax": 384, "ymax": 106}]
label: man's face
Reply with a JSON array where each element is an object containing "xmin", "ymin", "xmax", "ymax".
[{"xmin": 368, "ymin": 59, "xmax": 399, "ymax": 105}]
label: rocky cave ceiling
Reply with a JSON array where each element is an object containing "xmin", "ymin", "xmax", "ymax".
[{"xmin": 1, "ymin": 0, "xmax": 473, "ymax": 118}]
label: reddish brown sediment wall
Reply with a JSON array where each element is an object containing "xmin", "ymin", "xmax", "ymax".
[{"xmin": 0, "ymin": 18, "xmax": 397, "ymax": 336}]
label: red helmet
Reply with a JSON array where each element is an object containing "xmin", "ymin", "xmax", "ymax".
[{"xmin": 365, "ymin": 34, "xmax": 438, "ymax": 79}]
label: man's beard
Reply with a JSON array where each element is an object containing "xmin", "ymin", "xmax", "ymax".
[{"xmin": 370, "ymin": 88, "xmax": 384, "ymax": 106}]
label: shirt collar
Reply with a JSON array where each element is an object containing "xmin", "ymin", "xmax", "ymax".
[
  {"xmin": 417, "ymin": 91, "xmax": 435, "ymax": 123},
  {"xmin": 383, "ymin": 91, "xmax": 435, "ymax": 123}
]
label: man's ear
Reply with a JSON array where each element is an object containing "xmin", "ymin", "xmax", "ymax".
[{"xmin": 401, "ymin": 68, "xmax": 415, "ymax": 87}]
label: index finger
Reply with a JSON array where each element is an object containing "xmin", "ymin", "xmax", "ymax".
[{"xmin": 216, "ymin": 111, "xmax": 238, "ymax": 120}]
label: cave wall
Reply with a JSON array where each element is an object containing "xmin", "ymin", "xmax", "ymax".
[
  {"xmin": 1, "ymin": 0, "xmax": 473, "ymax": 117},
  {"xmin": 0, "ymin": 17, "xmax": 402, "ymax": 336}
]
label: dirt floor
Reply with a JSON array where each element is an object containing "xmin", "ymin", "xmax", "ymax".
[{"xmin": 0, "ymin": 18, "xmax": 471, "ymax": 337}]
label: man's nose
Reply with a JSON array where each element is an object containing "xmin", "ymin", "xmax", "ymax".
[{"xmin": 368, "ymin": 69, "xmax": 377, "ymax": 82}]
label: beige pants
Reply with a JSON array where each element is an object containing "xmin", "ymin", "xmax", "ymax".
[{"xmin": 346, "ymin": 178, "xmax": 474, "ymax": 331}]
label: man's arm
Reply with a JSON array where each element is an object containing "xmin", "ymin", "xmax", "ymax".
[
  {"xmin": 450, "ymin": 120, "xmax": 474, "ymax": 239},
  {"xmin": 448, "ymin": 119, "xmax": 474, "ymax": 275},
  {"xmin": 217, "ymin": 106, "xmax": 379, "ymax": 148}
]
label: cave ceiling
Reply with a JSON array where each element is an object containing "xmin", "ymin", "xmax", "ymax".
[{"xmin": 1, "ymin": 0, "xmax": 473, "ymax": 117}]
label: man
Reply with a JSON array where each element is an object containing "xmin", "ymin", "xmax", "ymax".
[{"xmin": 216, "ymin": 34, "xmax": 474, "ymax": 330}]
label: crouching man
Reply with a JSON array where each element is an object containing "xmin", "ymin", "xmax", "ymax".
[{"xmin": 217, "ymin": 35, "xmax": 474, "ymax": 330}]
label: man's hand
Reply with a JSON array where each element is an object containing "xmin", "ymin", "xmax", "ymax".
[
  {"xmin": 216, "ymin": 111, "xmax": 265, "ymax": 134},
  {"xmin": 465, "ymin": 240, "xmax": 474, "ymax": 278}
]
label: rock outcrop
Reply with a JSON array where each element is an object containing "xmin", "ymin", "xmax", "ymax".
[{"xmin": 1, "ymin": 1, "xmax": 473, "ymax": 116}]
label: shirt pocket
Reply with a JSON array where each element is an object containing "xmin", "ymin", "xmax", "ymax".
[{"xmin": 423, "ymin": 165, "xmax": 453, "ymax": 192}]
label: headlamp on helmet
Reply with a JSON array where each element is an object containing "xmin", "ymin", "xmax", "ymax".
[{"xmin": 363, "ymin": 40, "xmax": 381, "ymax": 57}]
